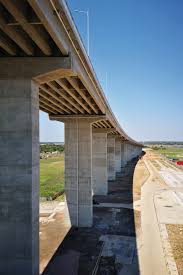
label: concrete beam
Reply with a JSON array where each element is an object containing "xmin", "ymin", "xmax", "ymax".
[
  {"xmin": 64, "ymin": 118, "xmax": 93, "ymax": 227},
  {"xmin": 92, "ymin": 131, "xmax": 108, "ymax": 195},
  {"xmin": 29, "ymin": 0, "xmax": 106, "ymax": 113},
  {"xmin": 0, "ymin": 57, "xmax": 73, "ymax": 83},
  {"xmin": 107, "ymin": 135, "xmax": 116, "ymax": 181},
  {"xmin": 92, "ymin": 128, "xmax": 115, "ymax": 133},
  {"xmin": 0, "ymin": 79, "xmax": 39, "ymax": 275},
  {"xmin": 28, "ymin": 0, "xmax": 70, "ymax": 55},
  {"xmin": 49, "ymin": 114, "xmax": 106, "ymax": 123}
]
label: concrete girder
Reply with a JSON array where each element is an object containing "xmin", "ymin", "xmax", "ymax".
[
  {"xmin": 49, "ymin": 114, "xmax": 106, "ymax": 123},
  {"xmin": 0, "ymin": 57, "xmax": 73, "ymax": 83},
  {"xmin": 92, "ymin": 128, "xmax": 116, "ymax": 133}
]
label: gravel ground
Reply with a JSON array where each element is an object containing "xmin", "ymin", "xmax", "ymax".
[{"xmin": 166, "ymin": 224, "xmax": 183, "ymax": 275}]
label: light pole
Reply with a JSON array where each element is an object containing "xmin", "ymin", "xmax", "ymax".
[{"xmin": 74, "ymin": 9, "xmax": 90, "ymax": 56}]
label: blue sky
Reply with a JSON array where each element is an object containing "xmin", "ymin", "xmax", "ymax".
[{"xmin": 40, "ymin": 0, "xmax": 183, "ymax": 142}]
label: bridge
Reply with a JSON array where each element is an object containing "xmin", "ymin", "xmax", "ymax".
[{"xmin": 0, "ymin": 0, "xmax": 142, "ymax": 274}]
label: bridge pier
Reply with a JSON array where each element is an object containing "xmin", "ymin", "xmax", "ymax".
[
  {"xmin": 107, "ymin": 134, "xmax": 116, "ymax": 181},
  {"xmin": 126, "ymin": 142, "xmax": 132, "ymax": 162},
  {"xmin": 0, "ymin": 80, "xmax": 39, "ymax": 275},
  {"xmin": 121, "ymin": 141, "xmax": 126, "ymax": 167},
  {"xmin": 92, "ymin": 129, "xmax": 108, "ymax": 195},
  {"xmin": 64, "ymin": 118, "xmax": 93, "ymax": 227},
  {"xmin": 133, "ymin": 145, "xmax": 138, "ymax": 158},
  {"xmin": 115, "ymin": 137, "xmax": 122, "ymax": 172},
  {"xmin": 127, "ymin": 143, "xmax": 132, "ymax": 161}
]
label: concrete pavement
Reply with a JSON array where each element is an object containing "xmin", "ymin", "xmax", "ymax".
[
  {"xmin": 140, "ymin": 159, "xmax": 168, "ymax": 275},
  {"xmin": 140, "ymin": 150, "xmax": 183, "ymax": 275}
]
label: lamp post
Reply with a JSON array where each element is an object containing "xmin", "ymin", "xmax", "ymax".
[{"xmin": 74, "ymin": 9, "xmax": 90, "ymax": 56}]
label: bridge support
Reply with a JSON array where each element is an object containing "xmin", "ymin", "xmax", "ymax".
[
  {"xmin": 121, "ymin": 141, "xmax": 128, "ymax": 167},
  {"xmin": 0, "ymin": 80, "xmax": 39, "ymax": 275},
  {"xmin": 107, "ymin": 134, "xmax": 116, "ymax": 181},
  {"xmin": 127, "ymin": 143, "xmax": 132, "ymax": 161},
  {"xmin": 92, "ymin": 130, "xmax": 108, "ymax": 195},
  {"xmin": 125, "ymin": 142, "xmax": 131, "ymax": 162},
  {"xmin": 115, "ymin": 137, "xmax": 122, "ymax": 172},
  {"xmin": 64, "ymin": 118, "xmax": 92, "ymax": 227}
]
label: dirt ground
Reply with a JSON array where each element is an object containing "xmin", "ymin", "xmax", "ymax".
[
  {"xmin": 167, "ymin": 224, "xmax": 183, "ymax": 275},
  {"xmin": 133, "ymin": 157, "xmax": 149, "ymax": 201},
  {"xmin": 39, "ymin": 202, "xmax": 70, "ymax": 273},
  {"xmin": 133, "ymin": 156, "xmax": 149, "ymax": 238}
]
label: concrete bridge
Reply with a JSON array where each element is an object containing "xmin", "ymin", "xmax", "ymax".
[{"xmin": 0, "ymin": 0, "xmax": 142, "ymax": 274}]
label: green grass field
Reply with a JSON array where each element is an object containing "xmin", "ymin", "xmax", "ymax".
[
  {"xmin": 153, "ymin": 147, "xmax": 183, "ymax": 160},
  {"xmin": 40, "ymin": 154, "xmax": 64, "ymax": 198}
]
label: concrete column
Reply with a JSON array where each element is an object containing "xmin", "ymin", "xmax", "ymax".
[
  {"xmin": 128, "ymin": 143, "xmax": 133, "ymax": 162},
  {"xmin": 133, "ymin": 146, "xmax": 137, "ymax": 158},
  {"xmin": 121, "ymin": 142, "xmax": 126, "ymax": 167},
  {"xmin": 92, "ymin": 131, "xmax": 107, "ymax": 195},
  {"xmin": 136, "ymin": 146, "xmax": 142, "ymax": 157},
  {"xmin": 64, "ymin": 119, "xmax": 93, "ymax": 227},
  {"xmin": 125, "ymin": 142, "xmax": 130, "ymax": 163},
  {"xmin": 0, "ymin": 80, "xmax": 39, "ymax": 275},
  {"xmin": 107, "ymin": 135, "xmax": 115, "ymax": 180},
  {"xmin": 115, "ymin": 137, "xmax": 122, "ymax": 172},
  {"xmin": 129, "ymin": 144, "xmax": 132, "ymax": 161},
  {"xmin": 129, "ymin": 144, "xmax": 133, "ymax": 159},
  {"xmin": 121, "ymin": 141, "xmax": 126, "ymax": 167}
]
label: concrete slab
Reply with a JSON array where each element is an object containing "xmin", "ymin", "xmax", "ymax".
[
  {"xmin": 141, "ymin": 160, "xmax": 168, "ymax": 275},
  {"xmin": 99, "ymin": 234, "xmax": 136, "ymax": 265},
  {"xmin": 93, "ymin": 200, "xmax": 141, "ymax": 211},
  {"xmin": 94, "ymin": 202, "xmax": 133, "ymax": 209},
  {"xmin": 154, "ymin": 190, "xmax": 183, "ymax": 224},
  {"xmin": 156, "ymin": 160, "xmax": 183, "ymax": 188}
]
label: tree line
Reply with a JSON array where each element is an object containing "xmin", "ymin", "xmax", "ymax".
[{"xmin": 40, "ymin": 144, "xmax": 64, "ymax": 153}]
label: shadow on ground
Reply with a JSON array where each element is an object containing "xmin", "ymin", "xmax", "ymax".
[{"xmin": 42, "ymin": 154, "xmax": 145, "ymax": 275}]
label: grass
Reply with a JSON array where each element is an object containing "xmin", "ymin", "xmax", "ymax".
[
  {"xmin": 153, "ymin": 147, "xmax": 183, "ymax": 160},
  {"xmin": 40, "ymin": 154, "xmax": 64, "ymax": 198}
]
